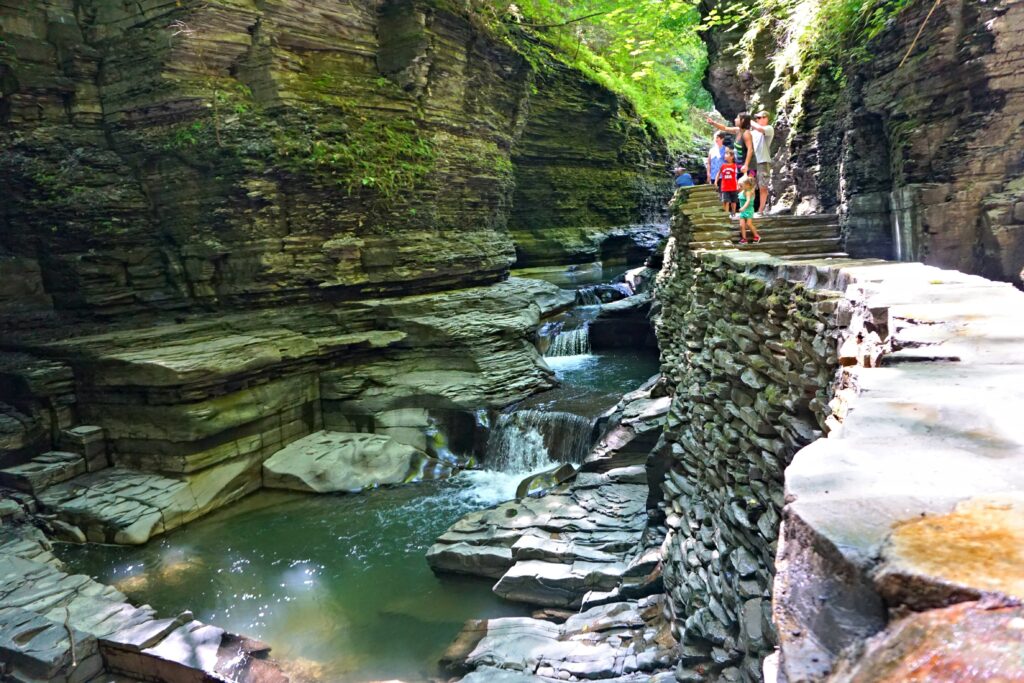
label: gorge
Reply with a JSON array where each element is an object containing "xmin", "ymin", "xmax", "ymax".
[{"xmin": 1, "ymin": 1, "xmax": 1023, "ymax": 683}]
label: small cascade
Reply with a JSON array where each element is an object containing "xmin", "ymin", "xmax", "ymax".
[
  {"xmin": 575, "ymin": 282, "xmax": 634, "ymax": 306},
  {"xmin": 545, "ymin": 325, "xmax": 590, "ymax": 357},
  {"xmin": 486, "ymin": 410, "xmax": 595, "ymax": 472},
  {"xmin": 576, "ymin": 287, "xmax": 603, "ymax": 306}
]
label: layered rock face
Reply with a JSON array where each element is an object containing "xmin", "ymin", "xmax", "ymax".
[
  {"xmin": 0, "ymin": 0, "xmax": 665, "ymax": 541},
  {"xmin": 508, "ymin": 58, "xmax": 668, "ymax": 266},
  {"xmin": 701, "ymin": 0, "xmax": 1024, "ymax": 285},
  {"xmin": 0, "ymin": 0, "xmax": 667, "ymax": 316}
]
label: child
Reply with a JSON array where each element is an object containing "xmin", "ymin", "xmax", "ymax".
[
  {"xmin": 737, "ymin": 176, "xmax": 761, "ymax": 244},
  {"xmin": 716, "ymin": 148, "xmax": 739, "ymax": 216}
]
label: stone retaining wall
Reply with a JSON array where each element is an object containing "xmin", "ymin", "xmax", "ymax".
[
  {"xmin": 654, "ymin": 225, "xmax": 849, "ymax": 681},
  {"xmin": 655, "ymin": 188, "xmax": 1024, "ymax": 681}
]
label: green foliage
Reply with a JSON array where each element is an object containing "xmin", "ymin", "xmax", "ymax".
[
  {"xmin": 469, "ymin": 1, "xmax": 714, "ymax": 152},
  {"xmin": 276, "ymin": 114, "xmax": 436, "ymax": 199},
  {"xmin": 727, "ymin": 0, "xmax": 912, "ymax": 120}
]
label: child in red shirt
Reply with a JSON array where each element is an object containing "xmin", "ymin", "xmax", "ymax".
[{"xmin": 715, "ymin": 148, "xmax": 739, "ymax": 216}]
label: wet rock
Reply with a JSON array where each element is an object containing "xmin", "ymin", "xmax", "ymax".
[
  {"xmin": 262, "ymin": 431, "xmax": 443, "ymax": 494},
  {"xmin": 447, "ymin": 596, "xmax": 677, "ymax": 681}
]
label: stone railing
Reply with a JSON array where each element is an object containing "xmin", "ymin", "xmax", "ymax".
[{"xmin": 654, "ymin": 189, "xmax": 1024, "ymax": 681}]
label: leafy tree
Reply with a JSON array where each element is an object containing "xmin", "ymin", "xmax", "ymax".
[{"xmin": 470, "ymin": 0, "xmax": 715, "ymax": 152}]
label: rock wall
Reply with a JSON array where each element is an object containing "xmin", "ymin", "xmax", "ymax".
[
  {"xmin": 654, "ymin": 201, "xmax": 845, "ymax": 680},
  {"xmin": 699, "ymin": 0, "xmax": 1024, "ymax": 286},
  {"xmin": 0, "ymin": 0, "xmax": 668, "ymax": 317},
  {"xmin": 0, "ymin": 0, "xmax": 666, "ymax": 539},
  {"xmin": 508, "ymin": 56, "xmax": 668, "ymax": 266},
  {"xmin": 655, "ymin": 188, "xmax": 1024, "ymax": 682}
]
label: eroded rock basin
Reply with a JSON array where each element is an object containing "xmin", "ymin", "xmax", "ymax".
[
  {"xmin": 55, "ymin": 347, "xmax": 661, "ymax": 681},
  {"xmin": 56, "ymin": 477, "xmax": 532, "ymax": 682}
]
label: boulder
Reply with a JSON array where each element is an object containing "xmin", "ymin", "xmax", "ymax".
[{"xmin": 262, "ymin": 431, "xmax": 440, "ymax": 494}]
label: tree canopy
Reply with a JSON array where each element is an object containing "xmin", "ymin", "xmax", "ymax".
[{"xmin": 468, "ymin": 0, "xmax": 715, "ymax": 152}]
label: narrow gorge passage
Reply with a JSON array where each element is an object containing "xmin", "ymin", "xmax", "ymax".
[{"xmin": 2, "ymin": 0, "xmax": 1022, "ymax": 681}]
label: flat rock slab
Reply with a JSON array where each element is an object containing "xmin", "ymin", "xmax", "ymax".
[
  {"xmin": 449, "ymin": 596, "xmax": 676, "ymax": 681},
  {"xmin": 428, "ymin": 466, "xmax": 650, "ymax": 607},
  {"xmin": 0, "ymin": 451, "xmax": 86, "ymax": 494},
  {"xmin": 262, "ymin": 430, "xmax": 440, "ymax": 493},
  {"xmin": 38, "ymin": 455, "xmax": 261, "ymax": 544},
  {"xmin": 0, "ymin": 522, "xmax": 288, "ymax": 682},
  {"xmin": 774, "ymin": 259, "xmax": 1024, "ymax": 678}
]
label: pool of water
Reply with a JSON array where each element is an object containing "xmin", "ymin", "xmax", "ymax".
[
  {"xmin": 512, "ymin": 262, "xmax": 635, "ymax": 289},
  {"xmin": 57, "ymin": 472, "xmax": 533, "ymax": 682},
  {"xmin": 56, "ymin": 316, "xmax": 662, "ymax": 682},
  {"xmin": 546, "ymin": 349, "xmax": 661, "ymax": 395}
]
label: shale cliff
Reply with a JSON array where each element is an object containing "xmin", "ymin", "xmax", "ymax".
[
  {"xmin": 0, "ymin": 0, "xmax": 667, "ymax": 317},
  {"xmin": 0, "ymin": 0, "xmax": 667, "ymax": 543},
  {"xmin": 701, "ymin": 0, "xmax": 1024, "ymax": 286}
]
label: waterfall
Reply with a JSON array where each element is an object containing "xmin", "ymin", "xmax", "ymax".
[
  {"xmin": 576, "ymin": 287, "xmax": 603, "ymax": 306},
  {"xmin": 485, "ymin": 410, "xmax": 595, "ymax": 472},
  {"xmin": 545, "ymin": 325, "xmax": 590, "ymax": 357},
  {"xmin": 575, "ymin": 283, "xmax": 634, "ymax": 306}
]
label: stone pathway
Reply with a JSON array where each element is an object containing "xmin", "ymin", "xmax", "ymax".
[
  {"xmin": 655, "ymin": 187, "xmax": 1024, "ymax": 681},
  {"xmin": 677, "ymin": 185, "xmax": 847, "ymax": 259},
  {"xmin": 774, "ymin": 259, "xmax": 1024, "ymax": 680}
]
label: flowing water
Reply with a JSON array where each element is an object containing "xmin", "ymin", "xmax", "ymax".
[
  {"xmin": 57, "ymin": 264, "xmax": 662, "ymax": 681},
  {"xmin": 545, "ymin": 325, "xmax": 591, "ymax": 357},
  {"xmin": 486, "ymin": 409, "xmax": 595, "ymax": 470}
]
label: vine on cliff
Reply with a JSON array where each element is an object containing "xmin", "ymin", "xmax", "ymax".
[{"xmin": 702, "ymin": 0, "xmax": 913, "ymax": 121}]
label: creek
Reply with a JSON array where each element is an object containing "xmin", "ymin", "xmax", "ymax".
[{"xmin": 57, "ymin": 262, "xmax": 659, "ymax": 681}]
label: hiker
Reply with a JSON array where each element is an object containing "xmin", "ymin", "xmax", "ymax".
[
  {"xmin": 673, "ymin": 167, "xmax": 695, "ymax": 188},
  {"xmin": 707, "ymin": 112, "xmax": 755, "ymax": 179},
  {"xmin": 706, "ymin": 132, "xmax": 727, "ymax": 187},
  {"xmin": 750, "ymin": 111, "xmax": 775, "ymax": 213},
  {"xmin": 716, "ymin": 148, "xmax": 739, "ymax": 217},
  {"xmin": 737, "ymin": 176, "xmax": 761, "ymax": 244}
]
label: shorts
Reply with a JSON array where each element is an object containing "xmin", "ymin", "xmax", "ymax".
[
  {"xmin": 756, "ymin": 162, "xmax": 772, "ymax": 189},
  {"xmin": 721, "ymin": 190, "xmax": 738, "ymax": 205}
]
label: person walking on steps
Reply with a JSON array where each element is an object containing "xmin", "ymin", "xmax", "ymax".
[{"xmin": 737, "ymin": 176, "xmax": 761, "ymax": 244}]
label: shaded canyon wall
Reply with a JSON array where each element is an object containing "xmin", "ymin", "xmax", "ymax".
[
  {"xmin": 700, "ymin": 0, "xmax": 1024, "ymax": 286},
  {"xmin": 0, "ymin": 0, "xmax": 667, "ymax": 538}
]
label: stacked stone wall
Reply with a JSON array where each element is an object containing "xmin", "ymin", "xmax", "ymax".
[
  {"xmin": 654, "ymin": 257, "xmax": 841, "ymax": 679},
  {"xmin": 654, "ymin": 192, "xmax": 858, "ymax": 680},
  {"xmin": 655, "ymin": 188, "xmax": 1024, "ymax": 682}
]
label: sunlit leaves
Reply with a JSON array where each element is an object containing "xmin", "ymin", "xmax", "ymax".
[{"xmin": 478, "ymin": 0, "xmax": 713, "ymax": 150}]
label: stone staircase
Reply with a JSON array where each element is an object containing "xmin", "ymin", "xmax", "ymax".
[{"xmin": 678, "ymin": 185, "xmax": 847, "ymax": 259}]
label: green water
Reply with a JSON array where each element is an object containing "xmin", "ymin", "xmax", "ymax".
[
  {"xmin": 57, "ymin": 331, "xmax": 661, "ymax": 682},
  {"xmin": 547, "ymin": 348, "xmax": 661, "ymax": 395},
  {"xmin": 57, "ymin": 475, "xmax": 531, "ymax": 681}
]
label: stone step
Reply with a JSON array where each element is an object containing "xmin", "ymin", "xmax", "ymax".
[
  {"xmin": 778, "ymin": 252, "xmax": 851, "ymax": 261},
  {"xmin": 699, "ymin": 226, "xmax": 843, "ymax": 242},
  {"xmin": 0, "ymin": 451, "xmax": 86, "ymax": 494},
  {"xmin": 757, "ymin": 237, "xmax": 843, "ymax": 252}
]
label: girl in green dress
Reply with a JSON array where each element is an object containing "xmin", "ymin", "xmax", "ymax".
[{"xmin": 738, "ymin": 176, "xmax": 761, "ymax": 244}]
